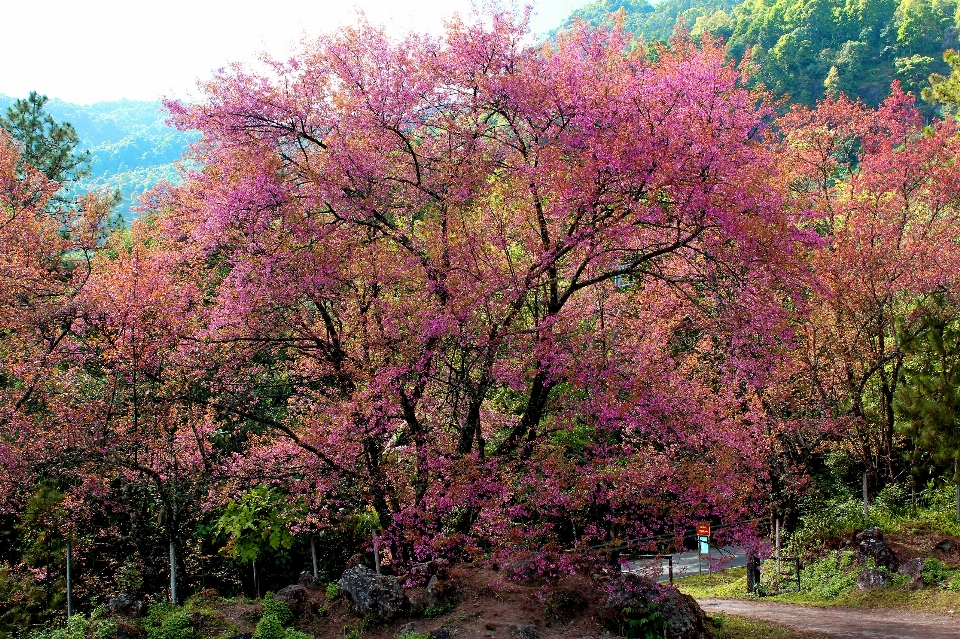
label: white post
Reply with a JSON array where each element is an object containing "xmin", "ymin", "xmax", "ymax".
[
  {"xmin": 169, "ymin": 541, "xmax": 177, "ymax": 605},
  {"xmin": 373, "ymin": 532, "xmax": 381, "ymax": 575},
  {"xmin": 775, "ymin": 518, "xmax": 781, "ymax": 575},
  {"xmin": 66, "ymin": 541, "xmax": 72, "ymax": 619},
  {"xmin": 311, "ymin": 537, "xmax": 319, "ymax": 579}
]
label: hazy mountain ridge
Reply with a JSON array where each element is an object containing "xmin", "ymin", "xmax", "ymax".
[{"xmin": 0, "ymin": 95, "xmax": 196, "ymax": 220}]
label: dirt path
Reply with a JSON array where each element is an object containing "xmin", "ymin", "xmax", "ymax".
[{"xmin": 698, "ymin": 598, "xmax": 960, "ymax": 638}]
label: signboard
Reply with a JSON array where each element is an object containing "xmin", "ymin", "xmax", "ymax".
[{"xmin": 696, "ymin": 522, "xmax": 711, "ymax": 537}]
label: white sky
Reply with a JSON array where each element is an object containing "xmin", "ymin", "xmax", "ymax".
[{"xmin": 0, "ymin": 0, "xmax": 584, "ymax": 105}]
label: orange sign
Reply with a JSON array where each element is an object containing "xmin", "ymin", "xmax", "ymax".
[{"xmin": 696, "ymin": 522, "xmax": 711, "ymax": 537}]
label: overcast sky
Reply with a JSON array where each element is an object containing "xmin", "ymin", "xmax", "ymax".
[{"xmin": 0, "ymin": 0, "xmax": 583, "ymax": 105}]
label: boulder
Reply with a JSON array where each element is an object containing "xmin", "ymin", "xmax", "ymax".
[
  {"xmin": 339, "ymin": 564, "xmax": 407, "ymax": 622},
  {"xmin": 855, "ymin": 528, "xmax": 898, "ymax": 570},
  {"xmin": 898, "ymin": 558, "xmax": 925, "ymax": 589},
  {"xmin": 425, "ymin": 573, "xmax": 459, "ymax": 608},
  {"xmin": 107, "ymin": 594, "xmax": 133, "ymax": 615},
  {"xmin": 428, "ymin": 630, "xmax": 451, "ymax": 639},
  {"xmin": 597, "ymin": 573, "xmax": 715, "ymax": 639},
  {"xmin": 273, "ymin": 584, "xmax": 309, "ymax": 617},
  {"xmin": 298, "ymin": 573, "xmax": 323, "ymax": 590},
  {"xmin": 857, "ymin": 567, "xmax": 893, "ymax": 590},
  {"xmin": 107, "ymin": 594, "xmax": 144, "ymax": 617},
  {"xmin": 515, "ymin": 624, "xmax": 539, "ymax": 639},
  {"xmin": 115, "ymin": 622, "xmax": 141, "ymax": 639},
  {"xmin": 937, "ymin": 539, "xmax": 955, "ymax": 553},
  {"xmin": 344, "ymin": 553, "xmax": 369, "ymax": 571}
]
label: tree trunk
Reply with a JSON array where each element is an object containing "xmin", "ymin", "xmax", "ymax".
[{"xmin": 311, "ymin": 537, "xmax": 319, "ymax": 579}]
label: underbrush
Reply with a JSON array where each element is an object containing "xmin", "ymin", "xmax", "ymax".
[
  {"xmin": 787, "ymin": 482, "xmax": 960, "ymax": 557},
  {"xmin": 711, "ymin": 614, "xmax": 830, "ymax": 638}
]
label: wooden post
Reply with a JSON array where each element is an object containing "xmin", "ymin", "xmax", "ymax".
[
  {"xmin": 253, "ymin": 559, "xmax": 259, "ymax": 599},
  {"xmin": 863, "ymin": 471, "xmax": 869, "ymax": 523},
  {"xmin": 311, "ymin": 537, "xmax": 319, "ymax": 579},
  {"xmin": 775, "ymin": 519, "xmax": 781, "ymax": 574},
  {"xmin": 954, "ymin": 458, "xmax": 960, "ymax": 520},
  {"xmin": 66, "ymin": 540, "xmax": 72, "ymax": 619}
]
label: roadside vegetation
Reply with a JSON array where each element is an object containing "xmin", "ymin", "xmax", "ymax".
[{"xmin": 679, "ymin": 484, "xmax": 960, "ymax": 614}]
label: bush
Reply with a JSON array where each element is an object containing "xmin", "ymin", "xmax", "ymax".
[
  {"xmin": 325, "ymin": 582, "xmax": 340, "ymax": 600},
  {"xmin": 800, "ymin": 551, "xmax": 857, "ymax": 599},
  {"xmin": 261, "ymin": 599, "xmax": 293, "ymax": 626},
  {"xmin": 25, "ymin": 615, "xmax": 88, "ymax": 639},
  {"xmin": 621, "ymin": 602, "xmax": 666, "ymax": 639},
  {"xmin": 144, "ymin": 604, "xmax": 194, "ymax": 639}
]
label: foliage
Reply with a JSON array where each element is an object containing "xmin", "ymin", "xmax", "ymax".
[
  {"xmin": 260, "ymin": 599, "xmax": 293, "ymax": 626},
  {"xmin": 324, "ymin": 583, "xmax": 340, "ymax": 600},
  {"xmin": 422, "ymin": 602, "xmax": 456, "ymax": 619},
  {"xmin": 0, "ymin": 92, "xmax": 90, "ymax": 184},
  {"xmin": 143, "ymin": 604, "xmax": 194, "ymax": 639},
  {"xmin": 800, "ymin": 552, "xmax": 858, "ymax": 599},
  {"xmin": 621, "ymin": 602, "xmax": 666, "ymax": 638},
  {"xmin": 215, "ymin": 487, "xmax": 303, "ymax": 564},
  {"xmin": 9, "ymin": 5, "xmax": 960, "ymax": 631},
  {"xmin": 24, "ymin": 615, "xmax": 88, "ymax": 639}
]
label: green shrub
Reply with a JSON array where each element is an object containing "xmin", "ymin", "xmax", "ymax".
[
  {"xmin": 922, "ymin": 558, "xmax": 958, "ymax": 585},
  {"xmin": 253, "ymin": 614, "xmax": 285, "ymax": 639},
  {"xmin": 144, "ymin": 604, "xmax": 194, "ymax": 639},
  {"xmin": 621, "ymin": 602, "xmax": 666, "ymax": 639},
  {"xmin": 325, "ymin": 582, "xmax": 340, "ymax": 600},
  {"xmin": 25, "ymin": 615, "xmax": 88, "ymax": 639},
  {"xmin": 399, "ymin": 632, "xmax": 432, "ymax": 639},
  {"xmin": 261, "ymin": 599, "xmax": 293, "ymax": 626},
  {"xmin": 800, "ymin": 551, "xmax": 857, "ymax": 599},
  {"xmin": 423, "ymin": 602, "xmax": 455, "ymax": 619}
]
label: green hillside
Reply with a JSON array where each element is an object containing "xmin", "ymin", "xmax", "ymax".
[
  {"xmin": 561, "ymin": 0, "xmax": 959, "ymax": 108},
  {"xmin": 0, "ymin": 95, "xmax": 196, "ymax": 220}
]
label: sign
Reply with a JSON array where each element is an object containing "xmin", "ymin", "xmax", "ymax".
[{"xmin": 696, "ymin": 522, "xmax": 711, "ymax": 537}]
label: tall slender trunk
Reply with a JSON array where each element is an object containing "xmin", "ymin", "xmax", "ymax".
[
  {"xmin": 311, "ymin": 538, "xmax": 319, "ymax": 579},
  {"xmin": 169, "ymin": 541, "xmax": 178, "ymax": 605}
]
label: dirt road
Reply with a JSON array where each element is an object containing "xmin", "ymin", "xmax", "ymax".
[{"xmin": 699, "ymin": 598, "xmax": 960, "ymax": 638}]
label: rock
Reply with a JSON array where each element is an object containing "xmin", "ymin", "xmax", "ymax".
[
  {"xmin": 898, "ymin": 557, "xmax": 925, "ymax": 589},
  {"xmin": 405, "ymin": 587, "xmax": 428, "ymax": 612},
  {"xmin": 543, "ymin": 587, "xmax": 587, "ymax": 624},
  {"xmin": 339, "ymin": 564, "xmax": 407, "ymax": 622},
  {"xmin": 115, "ymin": 622, "xmax": 141, "ymax": 639},
  {"xmin": 298, "ymin": 573, "xmax": 323, "ymax": 590},
  {"xmin": 855, "ymin": 528, "xmax": 898, "ymax": 570},
  {"xmin": 515, "ymin": 624, "xmax": 539, "ymax": 639},
  {"xmin": 857, "ymin": 567, "xmax": 893, "ymax": 590},
  {"xmin": 273, "ymin": 584, "xmax": 309, "ymax": 617},
  {"xmin": 597, "ymin": 573, "xmax": 716, "ymax": 639},
  {"xmin": 428, "ymin": 630, "xmax": 451, "ymax": 639},
  {"xmin": 425, "ymin": 573, "xmax": 459, "ymax": 607},
  {"xmin": 107, "ymin": 594, "xmax": 133, "ymax": 615},
  {"xmin": 398, "ymin": 622, "xmax": 422, "ymax": 636},
  {"xmin": 344, "ymin": 553, "xmax": 369, "ymax": 571},
  {"xmin": 937, "ymin": 539, "xmax": 955, "ymax": 552},
  {"xmin": 198, "ymin": 588, "xmax": 220, "ymax": 602}
]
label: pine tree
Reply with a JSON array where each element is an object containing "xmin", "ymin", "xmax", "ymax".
[
  {"xmin": 896, "ymin": 297, "xmax": 960, "ymax": 519},
  {"xmin": 0, "ymin": 91, "xmax": 90, "ymax": 184}
]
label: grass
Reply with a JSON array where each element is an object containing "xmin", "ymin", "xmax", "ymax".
[
  {"xmin": 677, "ymin": 565, "xmax": 960, "ymax": 614},
  {"xmin": 712, "ymin": 614, "xmax": 831, "ymax": 638}
]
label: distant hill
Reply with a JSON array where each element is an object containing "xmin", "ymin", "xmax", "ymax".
[
  {"xmin": 559, "ymin": 0, "xmax": 958, "ymax": 111},
  {"xmin": 0, "ymin": 95, "xmax": 197, "ymax": 221}
]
